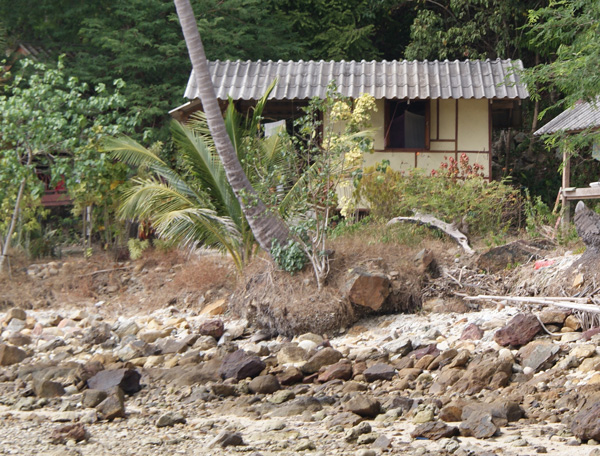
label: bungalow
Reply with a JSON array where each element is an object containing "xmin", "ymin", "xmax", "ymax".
[
  {"xmin": 170, "ymin": 59, "xmax": 529, "ymax": 180},
  {"xmin": 534, "ymin": 99, "xmax": 600, "ymax": 225}
]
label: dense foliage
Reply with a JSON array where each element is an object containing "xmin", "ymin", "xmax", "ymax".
[{"xmin": 356, "ymin": 157, "xmax": 522, "ymax": 239}]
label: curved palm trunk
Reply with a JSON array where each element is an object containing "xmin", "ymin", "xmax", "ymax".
[{"xmin": 173, "ymin": 0, "xmax": 289, "ymax": 253}]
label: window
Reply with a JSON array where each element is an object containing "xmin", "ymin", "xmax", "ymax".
[{"xmin": 385, "ymin": 100, "xmax": 428, "ymax": 149}]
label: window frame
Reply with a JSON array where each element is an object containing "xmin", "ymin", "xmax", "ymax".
[{"xmin": 384, "ymin": 99, "xmax": 430, "ymax": 151}]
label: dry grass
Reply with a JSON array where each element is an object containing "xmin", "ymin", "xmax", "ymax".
[
  {"xmin": 0, "ymin": 247, "xmax": 236, "ymax": 319},
  {"xmin": 228, "ymin": 229, "xmax": 449, "ymax": 337}
]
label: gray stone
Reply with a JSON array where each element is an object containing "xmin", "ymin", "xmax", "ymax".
[
  {"xmin": 156, "ymin": 411, "xmax": 186, "ymax": 428},
  {"xmin": 5, "ymin": 308, "xmax": 27, "ymax": 323},
  {"xmin": 277, "ymin": 343, "xmax": 309, "ymax": 364},
  {"xmin": 519, "ymin": 341, "xmax": 560, "ymax": 373},
  {"xmin": 96, "ymin": 388, "xmax": 125, "ymax": 421},
  {"xmin": 270, "ymin": 397, "xmax": 323, "ymax": 417},
  {"xmin": 82, "ymin": 389, "xmax": 108, "ymax": 408},
  {"xmin": 33, "ymin": 379, "xmax": 65, "ymax": 398}
]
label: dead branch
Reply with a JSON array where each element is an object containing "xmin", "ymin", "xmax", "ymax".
[{"xmin": 387, "ymin": 212, "xmax": 475, "ymax": 255}]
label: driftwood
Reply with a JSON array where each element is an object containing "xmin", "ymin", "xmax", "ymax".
[
  {"xmin": 387, "ymin": 212, "xmax": 475, "ymax": 255},
  {"xmin": 465, "ymin": 294, "xmax": 600, "ymax": 330}
]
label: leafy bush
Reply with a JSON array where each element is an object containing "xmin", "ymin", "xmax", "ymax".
[
  {"xmin": 270, "ymin": 239, "xmax": 307, "ymax": 274},
  {"xmin": 355, "ymin": 156, "xmax": 522, "ymax": 237},
  {"xmin": 127, "ymin": 238, "xmax": 150, "ymax": 260}
]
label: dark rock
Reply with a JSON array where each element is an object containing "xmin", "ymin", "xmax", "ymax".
[
  {"xmin": 459, "ymin": 411, "xmax": 498, "ymax": 439},
  {"xmin": 572, "ymin": 401, "xmax": 600, "ymax": 441},
  {"xmin": 411, "ymin": 421, "xmax": 459, "ymax": 440},
  {"xmin": 156, "ymin": 411, "xmax": 187, "ymax": 428},
  {"xmin": 318, "ymin": 360, "xmax": 353, "ymax": 383},
  {"xmin": 461, "ymin": 323, "xmax": 484, "ymax": 340},
  {"xmin": 494, "ymin": 313, "xmax": 541, "ymax": 347},
  {"xmin": 0, "ymin": 344, "xmax": 27, "ymax": 366},
  {"xmin": 477, "ymin": 240, "xmax": 546, "ymax": 273},
  {"xmin": 49, "ymin": 424, "xmax": 87, "ymax": 444},
  {"xmin": 372, "ymin": 434, "xmax": 392, "ymax": 449},
  {"xmin": 277, "ymin": 366, "xmax": 304, "ymax": 385},
  {"xmin": 343, "ymin": 268, "xmax": 391, "ymax": 311},
  {"xmin": 209, "ymin": 431, "xmax": 245, "ymax": 448},
  {"xmin": 219, "ymin": 350, "xmax": 265, "ymax": 380},
  {"xmin": 198, "ymin": 319, "xmax": 225, "ymax": 339},
  {"xmin": 343, "ymin": 394, "xmax": 381, "ymax": 418},
  {"xmin": 301, "ymin": 347, "xmax": 343, "ymax": 375},
  {"xmin": 248, "ymin": 374, "xmax": 281, "ymax": 394},
  {"xmin": 363, "ymin": 363, "xmax": 396, "ymax": 382},
  {"xmin": 82, "ymin": 389, "xmax": 108, "ymax": 408},
  {"xmin": 411, "ymin": 343, "xmax": 440, "ymax": 360},
  {"xmin": 87, "ymin": 368, "xmax": 141, "ymax": 395}
]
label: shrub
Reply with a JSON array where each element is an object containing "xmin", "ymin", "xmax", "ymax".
[{"xmin": 355, "ymin": 156, "xmax": 522, "ymax": 237}]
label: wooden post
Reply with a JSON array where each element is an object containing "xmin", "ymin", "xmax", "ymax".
[{"xmin": 561, "ymin": 146, "xmax": 571, "ymax": 229}]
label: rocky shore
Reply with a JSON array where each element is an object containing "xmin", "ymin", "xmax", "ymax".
[{"xmin": 2, "ymin": 294, "xmax": 600, "ymax": 456}]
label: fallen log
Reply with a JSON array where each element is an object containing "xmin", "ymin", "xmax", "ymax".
[
  {"xmin": 464, "ymin": 294, "xmax": 600, "ymax": 330},
  {"xmin": 387, "ymin": 212, "xmax": 475, "ymax": 255}
]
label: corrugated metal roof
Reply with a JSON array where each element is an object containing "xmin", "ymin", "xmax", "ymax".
[
  {"xmin": 183, "ymin": 59, "xmax": 529, "ymax": 102},
  {"xmin": 534, "ymin": 99, "xmax": 600, "ymax": 135}
]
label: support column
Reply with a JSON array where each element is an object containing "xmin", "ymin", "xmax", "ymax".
[{"xmin": 561, "ymin": 147, "xmax": 571, "ymax": 229}]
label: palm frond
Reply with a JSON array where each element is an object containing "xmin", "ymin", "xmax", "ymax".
[
  {"xmin": 170, "ymin": 120, "xmax": 241, "ymax": 222},
  {"xmin": 102, "ymin": 135, "xmax": 166, "ymax": 167}
]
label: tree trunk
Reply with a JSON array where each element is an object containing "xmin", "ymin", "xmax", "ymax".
[
  {"xmin": 173, "ymin": 0, "xmax": 290, "ymax": 252},
  {"xmin": 0, "ymin": 150, "xmax": 32, "ymax": 273}
]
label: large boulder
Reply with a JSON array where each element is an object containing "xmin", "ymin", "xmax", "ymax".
[
  {"xmin": 572, "ymin": 401, "xmax": 600, "ymax": 441},
  {"xmin": 343, "ymin": 268, "xmax": 391, "ymax": 311},
  {"xmin": 494, "ymin": 313, "xmax": 541, "ymax": 347},
  {"xmin": 87, "ymin": 368, "xmax": 141, "ymax": 395},
  {"xmin": 219, "ymin": 349, "xmax": 265, "ymax": 380}
]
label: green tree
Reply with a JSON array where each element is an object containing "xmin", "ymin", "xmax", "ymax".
[
  {"xmin": 525, "ymin": 0, "xmax": 600, "ymax": 123},
  {"xmin": 0, "ymin": 58, "xmax": 136, "ymax": 271},
  {"xmin": 0, "ymin": 0, "xmax": 306, "ymax": 140},
  {"xmin": 404, "ymin": 0, "xmax": 537, "ymax": 60}
]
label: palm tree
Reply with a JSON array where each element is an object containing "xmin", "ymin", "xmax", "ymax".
[
  {"xmin": 105, "ymin": 86, "xmax": 289, "ymax": 270},
  {"xmin": 173, "ymin": 0, "xmax": 290, "ymax": 253}
]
